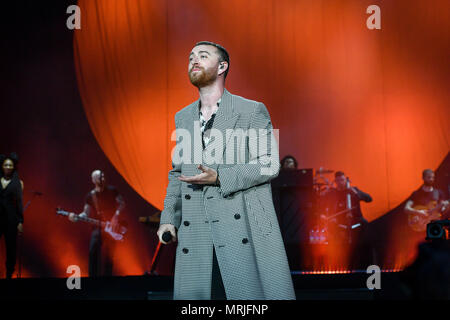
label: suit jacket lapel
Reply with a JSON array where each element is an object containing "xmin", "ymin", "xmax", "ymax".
[
  {"xmin": 204, "ymin": 89, "xmax": 239, "ymax": 165},
  {"xmin": 211, "ymin": 89, "xmax": 239, "ymax": 132},
  {"xmin": 185, "ymin": 89, "xmax": 240, "ymax": 168}
]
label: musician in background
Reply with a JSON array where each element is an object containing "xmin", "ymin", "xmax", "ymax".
[
  {"xmin": 280, "ymin": 155, "xmax": 298, "ymax": 171},
  {"xmin": 321, "ymin": 171, "xmax": 372, "ymax": 229},
  {"xmin": 404, "ymin": 169, "xmax": 449, "ymax": 219},
  {"xmin": 0, "ymin": 153, "xmax": 24, "ymax": 279},
  {"xmin": 69, "ymin": 170, "xmax": 125, "ymax": 277},
  {"xmin": 321, "ymin": 171, "xmax": 372, "ymax": 268}
]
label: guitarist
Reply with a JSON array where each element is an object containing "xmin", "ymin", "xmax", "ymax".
[
  {"xmin": 68, "ymin": 170, "xmax": 125, "ymax": 277},
  {"xmin": 404, "ymin": 169, "xmax": 449, "ymax": 227}
]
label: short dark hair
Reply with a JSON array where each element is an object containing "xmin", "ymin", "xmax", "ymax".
[
  {"xmin": 0, "ymin": 152, "xmax": 19, "ymax": 166},
  {"xmin": 280, "ymin": 155, "xmax": 298, "ymax": 169},
  {"xmin": 195, "ymin": 41, "xmax": 230, "ymax": 79},
  {"xmin": 422, "ymin": 169, "xmax": 434, "ymax": 178},
  {"xmin": 335, "ymin": 171, "xmax": 345, "ymax": 179}
]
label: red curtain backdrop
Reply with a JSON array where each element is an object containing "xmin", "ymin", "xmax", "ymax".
[{"xmin": 74, "ymin": 0, "xmax": 449, "ymax": 223}]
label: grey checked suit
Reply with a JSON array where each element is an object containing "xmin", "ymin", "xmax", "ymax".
[{"xmin": 160, "ymin": 89, "xmax": 296, "ymax": 300}]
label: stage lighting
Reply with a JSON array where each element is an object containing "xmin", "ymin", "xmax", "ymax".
[{"xmin": 426, "ymin": 219, "xmax": 450, "ymax": 240}]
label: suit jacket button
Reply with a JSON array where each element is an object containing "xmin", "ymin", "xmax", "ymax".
[
  {"xmin": 184, "ymin": 221, "xmax": 190, "ymax": 226},
  {"xmin": 242, "ymin": 238, "xmax": 249, "ymax": 244},
  {"xmin": 185, "ymin": 194, "xmax": 191, "ymax": 200},
  {"xmin": 234, "ymin": 214, "xmax": 241, "ymax": 220},
  {"xmin": 182, "ymin": 248, "xmax": 189, "ymax": 254}
]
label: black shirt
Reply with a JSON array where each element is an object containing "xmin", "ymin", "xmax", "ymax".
[
  {"xmin": 322, "ymin": 187, "xmax": 372, "ymax": 225},
  {"xmin": 199, "ymin": 98, "xmax": 221, "ymax": 150},
  {"xmin": 85, "ymin": 185, "xmax": 124, "ymax": 220},
  {"xmin": 0, "ymin": 174, "xmax": 23, "ymax": 225},
  {"xmin": 408, "ymin": 187, "xmax": 445, "ymax": 207}
]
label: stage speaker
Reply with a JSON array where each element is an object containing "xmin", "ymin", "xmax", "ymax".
[{"xmin": 426, "ymin": 219, "xmax": 450, "ymax": 240}]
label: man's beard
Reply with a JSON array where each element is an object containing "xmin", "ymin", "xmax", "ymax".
[
  {"xmin": 189, "ymin": 66, "xmax": 217, "ymax": 88},
  {"xmin": 424, "ymin": 180, "xmax": 434, "ymax": 187}
]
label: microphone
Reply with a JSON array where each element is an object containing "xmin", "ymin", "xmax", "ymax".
[{"xmin": 162, "ymin": 231, "xmax": 173, "ymax": 243}]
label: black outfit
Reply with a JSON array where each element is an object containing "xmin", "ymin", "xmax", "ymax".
[
  {"xmin": 0, "ymin": 173, "xmax": 23, "ymax": 278},
  {"xmin": 199, "ymin": 101, "xmax": 227, "ymax": 299},
  {"xmin": 211, "ymin": 246, "xmax": 226, "ymax": 300},
  {"xmin": 322, "ymin": 187, "xmax": 372, "ymax": 227},
  {"xmin": 408, "ymin": 187, "xmax": 446, "ymax": 208},
  {"xmin": 322, "ymin": 187, "xmax": 372, "ymax": 269},
  {"xmin": 407, "ymin": 187, "xmax": 448, "ymax": 226},
  {"xmin": 85, "ymin": 185, "xmax": 124, "ymax": 277},
  {"xmin": 399, "ymin": 187, "xmax": 448, "ymax": 269}
]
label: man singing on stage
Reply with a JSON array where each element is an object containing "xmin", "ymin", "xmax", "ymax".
[{"xmin": 157, "ymin": 41, "xmax": 295, "ymax": 300}]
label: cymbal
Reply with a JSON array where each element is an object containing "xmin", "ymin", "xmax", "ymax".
[
  {"xmin": 316, "ymin": 168, "xmax": 334, "ymax": 174},
  {"xmin": 139, "ymin": 211, "xmax": 161, "ymax": 224}
]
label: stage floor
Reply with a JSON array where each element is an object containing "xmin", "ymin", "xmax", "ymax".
[{"xmin": 0, "ymin": 271, "xmax": 409, "ymax": 300}]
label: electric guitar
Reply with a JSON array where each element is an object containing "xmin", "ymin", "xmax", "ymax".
[
  {"xmin": 408, "ymin": 200, "xmax": 449, "ymax": 232},
  {"xmin": 56, "ymin": 208, "xmax": 127, "ymax": 241}
]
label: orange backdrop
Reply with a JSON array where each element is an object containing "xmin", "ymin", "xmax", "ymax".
[{"xmin": 74, "ymin": 0, "xmax": 450, "ymax": 222}]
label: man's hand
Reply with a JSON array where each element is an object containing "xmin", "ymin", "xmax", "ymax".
[
  {"xmin": 110, "ymin": 214, "xmax": 120, "ymax": 233},
  {"xmin": 157, "ymin": 224, "xmax": 177, "ymax": 244},
  {"xmin": 68, "ymin": 213, "xmax": 79, "ymax": 222},
  {"xmin": 17, "ymin": 223, "xmax": 23, "ymax": 234},
  {"xmin": 350, "ymin": 187, "xmax": 359, "ymax": 196},
  {"xmin": 416, "ymin": 209, "xmax": 428, "ymax": 216},
  {"xmin": 178, "ymin": 164, "xmax": 218, "ymax": 185}
]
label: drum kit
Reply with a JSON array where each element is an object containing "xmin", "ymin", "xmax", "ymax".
[
  {"xmin": 308, "ymin": 167, "xmax": 332, "ymax": 244},
  {"xmin": 313, "ymin": 167, "xmax": 334, "ymax": 192}
]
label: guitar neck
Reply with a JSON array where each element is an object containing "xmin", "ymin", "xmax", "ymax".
[
  {"xmin": 78, "ymin": 215, "xmax": 105, "ymax": 227},
  {"xmin": 57, "ymin": 210, "xmax": 106, "ymax": 227}
]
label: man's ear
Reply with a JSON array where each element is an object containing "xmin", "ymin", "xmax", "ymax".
[{"xmin": 218, "ymin": 62, "xmax": 228, "ymax": 75}]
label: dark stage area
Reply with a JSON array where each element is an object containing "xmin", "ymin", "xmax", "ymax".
[
  {"xmin": 4, "ymin": 239, "xmax": 449, "ymax": 300},
  {"xmin": 0, "ymin": 272, "xmax": 409, "ymax": 300}
]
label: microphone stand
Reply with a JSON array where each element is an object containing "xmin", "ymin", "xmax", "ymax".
[
  {"xmin": 98, "ymin": 209, "xmax": 103, "ymax": 277},
  {"xmin": 147, "ymin": 241, "xmax": 162, "ymax": 275},
  {"xmin": 17, "ymin": 191, "xmax": 41, "ymax": 278},
  {"xmin": 146, "ymin": 231, "xmax": 173, "ymax": 275}
]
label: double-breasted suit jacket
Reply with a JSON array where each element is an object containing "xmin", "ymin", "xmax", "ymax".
[{"xmin": 160, "ymin": 89, "xmax": 295, "ymax": 300}]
